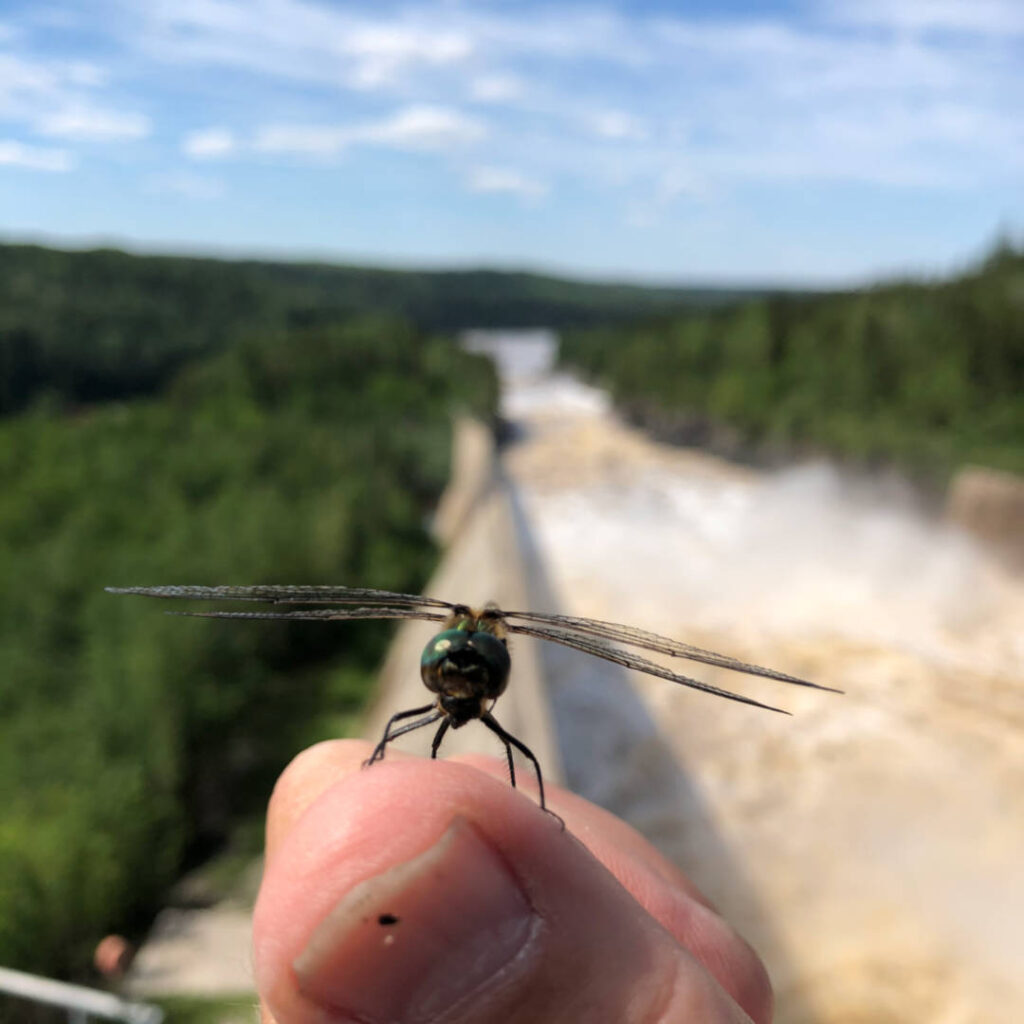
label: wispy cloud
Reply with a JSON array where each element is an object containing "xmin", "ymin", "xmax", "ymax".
[
  {"xmin": 0, "ymin": 46, "xmax": 148, "ymax": 168},
  {"xmin": 132, "ymin": 0, "xmax": 474, "ymax": 91},
  {"xmin": 182, "ymin": 126, "xmax": 236, "ymax": 160},
  {"xmin": 253, "ymin": 123, "xmax": 346, "ymax": 157},
  {"xmin": 361, "ymin": 105, "xmax": 484, "ymax": 149},
  {"xmin": 343, "ymin": 23, "xmax": 473, "ymax": 89},
  {"xmin": 587, "ymin": 110, "xmax": 646, "ymax": 141},
  {"xmin": 826, "ymin": 0, "xmax": 1024, "ymax": 36},
  {"xmin": 36, "ymin": 105, "xmax": 149, "ymax": 140},
  {"xmin": 469, "ymin": 74, "xmax": 525, "ymax": 104},
  {"xmin": 0, "ymin": 138, "xmax": 73, "ymax": 171},
  {"xmin": 467, "ymin": 166, "xmax": 547, "ymax": 202},
  {"xmin": 254, "ymin": 105, "xmax": 484, "ymax": 157},
  {"xmin": 0, "ymin": 53, "xmax": 66, "ymax": 117}
]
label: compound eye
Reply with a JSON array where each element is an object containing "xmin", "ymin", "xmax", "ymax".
[
  {"xmin": 469, "ymin": 630, "xmax": 511, "ymax": 682},
  {"xmin": 421, "ymin": 629, "xmax": 461, "ymax": 668},
  {"xmin": 419, "ymin": 628, "xmax": 511, "ymax": 699}
]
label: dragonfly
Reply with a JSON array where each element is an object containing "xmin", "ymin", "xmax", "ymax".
[{"xmin": 106, "ymin": 584, "xmax": 840, "ymax": 814}]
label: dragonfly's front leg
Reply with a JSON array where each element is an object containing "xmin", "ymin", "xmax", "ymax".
[
  {"xmin": 366, "ymin": 704, "xmax": 439, "ymax": 765},
  {"xmin": 430, "ymin": 718, "xmax": 451, "ymax": 758}
]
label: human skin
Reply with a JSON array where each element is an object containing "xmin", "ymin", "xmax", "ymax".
[{"xmin": 254, "ymin": 740, "xmax": 773, "ymax": 1024}]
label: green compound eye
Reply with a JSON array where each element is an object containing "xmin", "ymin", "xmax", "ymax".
[
  {"xmin": 420, "ymin": 628, "xmax": 460, "ymax": 669},
  {"xmin": 420, "ymin": 628, "xmax": 511, "ymax": 699},
  {"xmin": 420, "ymin": 628, "xmax": 510, "ymax": 672},
  {"xmin": 465, "ymin": 630, "xmax": 511, "ymax": 677}
]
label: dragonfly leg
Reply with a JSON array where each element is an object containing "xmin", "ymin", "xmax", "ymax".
[
  {"xmin": 503, "ymin": 740, "xmax": 517, "ymax": 790},
  {"xmin": 366, "ymin": 704, "xmax": 438, "ymax": 766},
  {"xmin": 480, "ymin": 713, "xmax": 562, "ymax": 827},
  {"xmin": 430, "ymin": 718, "xmax": 451, "ymax": 759}
]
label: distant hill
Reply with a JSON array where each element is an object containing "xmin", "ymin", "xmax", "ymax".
[{"xmin": 0, "ymin": 242, "xmax": 761, "ymax": 414}]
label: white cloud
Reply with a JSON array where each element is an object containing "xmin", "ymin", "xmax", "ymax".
[
  {"xmin": 467, "ymin": 166, "xmax": 547, "ymax": 201},
  {"xmin": 461, "ymin": 6, "xmax": 651, "ymax": 65},
  {"xmin": 826, "ymin": 0, "xmax": 1024, "ymax": 36},
  {"xmin": 254, "ymin": 123, "xmax": 346, "ymax": 156},
  {"xmin": 134, "ymin": 0, "xmax": 474, "ymax": 91},
  {"xmin": 36, "ymin": 105, "xmax": 150, "ymax": 140},
  {"xmin": 470, "ymin": 74, "xmax": 524, "ymax": 103},
  {"xmin": 363, "ymin": 105, "xmax": 484, "ymax": 149},
  {"xmin": 344, "ymin": 24, "xmax": 472, "ymax": 88},
  {"xmin": 0, "ymin": 53, "xmax": 60, "ymax": 114},
  {"xmin": 256, "ymin": 104, "xmax": 484, "ymax": 157},
  {"xmin": 0, "ymin": 52, "xmax": 144, "ymax": 154},
  {"xmin": 588, "ymin": 110, "xmax": 646, "ymax": 141},
  {"xmin": 0, "ymin": 139, "xmax": 74, "ymax": 171},
  {"xmin": 183, "ymin": 126, "xmax": 236, "ymax": 159}
]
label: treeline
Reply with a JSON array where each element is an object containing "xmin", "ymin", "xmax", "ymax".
[
  {"xmin": 560, "ymin": 243, "xmax": 1024, "ymax": 479},
  {"xmin": 0, "ymin": 242, "xmax": 755, "ymax": 414},
  {"xmin": 0, "ymin": 316, "xmax": 497, "ymax": 978}
]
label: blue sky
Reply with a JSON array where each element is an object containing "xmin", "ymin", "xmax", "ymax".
[{"xmin": 0, "ymin": 0, "xmax": 1021, "ymax": 283}]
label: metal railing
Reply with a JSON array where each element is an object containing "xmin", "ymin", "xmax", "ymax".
[{"xmin": 0, "ymin": 966, "xmax": 163, "ymax": 1024}]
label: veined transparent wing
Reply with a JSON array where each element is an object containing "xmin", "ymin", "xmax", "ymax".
[
  {"xmin": 106, "ymin": 584, "xmax": 456, "ymax": 610},
  {"xmin": 504, "ymin": 622, "xmax": 788, "ymax": 713},
  {"xmin": 498, "ymin": 609, "xmax": 840, "ymax": 693},
  {"xmin": 105, "ymin": 585, "xmax": 452, "ymax": 626}
]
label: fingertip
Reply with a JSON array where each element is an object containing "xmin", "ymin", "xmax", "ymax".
[
  {"xmin": 254, "ymin": 758, "xmax": 747, "ymax": 1024},
  {"xmin": 260, "ymin": 749, "xmax": 769, "ymax": 1023},
  {"xmin": 266, "ymin": 739, "xmax": 370, "ymax": 857}
]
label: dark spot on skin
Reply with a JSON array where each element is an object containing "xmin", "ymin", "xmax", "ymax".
[{"xmin": 378, "ymin": 913, "xmax": 399, "ymax": 926}]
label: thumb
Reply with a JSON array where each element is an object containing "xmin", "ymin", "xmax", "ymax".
[{"xmin": 254, "ymin": 757, "xmax": 751, "ymax": 1024}]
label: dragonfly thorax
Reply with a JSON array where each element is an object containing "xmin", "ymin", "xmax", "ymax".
[{"xmin": 420, "ymin": 627, "xmax": 511, "ymax": 723}]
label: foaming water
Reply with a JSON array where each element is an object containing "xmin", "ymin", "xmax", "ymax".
[
  {"xmin": 508, "ymin": 375, "xmax": 1021, "ymax": 680},
  {"xmin": 502, "ymin": 373, "xmax": 612, "ymax": 420}
]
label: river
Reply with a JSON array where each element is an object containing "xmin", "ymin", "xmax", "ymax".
[{"xmin": 479, "ymin": 330, "xmax": 1024, "ymax": 1024}]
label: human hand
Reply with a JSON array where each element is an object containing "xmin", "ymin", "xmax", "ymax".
[{"xmin": 254, "ymin": 741, "xmax": 772, "ymax": 1024}]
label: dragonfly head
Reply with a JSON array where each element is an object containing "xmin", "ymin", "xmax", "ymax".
[{"xmin": 420, "ymin": 627, "xmax": 511, "ymax": 723}]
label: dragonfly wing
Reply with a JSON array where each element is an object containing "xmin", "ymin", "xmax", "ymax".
[
  {"xmin": 166, "ymin": 606, "xmax": 448, "ymax": 624},
  {"xmin": 106, "ymin": 585, "xmax": 455, "ymax": 610},
  {"xmin": 501, "ymin": 609, "xmax": 838, "ymax": 693},
  {"xmin": 507, "ymin": 623, "xmax": 791, "ymax": 714}
]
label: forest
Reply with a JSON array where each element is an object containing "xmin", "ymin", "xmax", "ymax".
[
  {"xmin": 560, "ymin": 242, "xmax": 1024, "ymax": 481},
  {"xmin": 0, "ymin": 242, "xmax": 755, "ymax": 415},
  {"xmin": 0, "ymin": 316, "xmax": 498, "ymax": 981}
]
